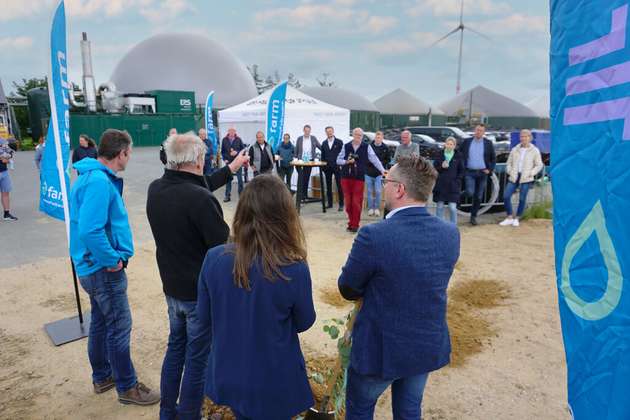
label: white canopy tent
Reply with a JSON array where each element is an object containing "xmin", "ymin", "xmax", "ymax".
[
  {"xmin": 218, "ymin": 85, "xmax": 350, "ymax": 146},
  {"xmin": 218, "ymin": 86, "xmax": 350, "ymax": 192}
]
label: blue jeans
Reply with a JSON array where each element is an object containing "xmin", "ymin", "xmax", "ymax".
[
  {"xmin": 203, "ymin": 160, "xmax": 215, "ymax": 176},
  {"xmin": 364, "ymin": 175, "xmax": 382, "ymax": 210},
  {"xmin": 225, "ymin": 167, "xmax": 243, "ymax": 198},
  {"xmin": 504, "ymin": 178, "xmax": 533, "ymax": 217},
  {"xmin": 436, "ymin": 201, "xmax": 457, "ymax": 224},
  {"xmin": 464, "ymin": 170, "xmax": 488, "ymax": 218},
  {"xmin": 346, "ymin": 366, "xmax": 429, "ymax": 420},
  {"xmin": 160, "ymin": 296, "xmax": 211, "ymax": 420},
  {"xmin": 78, "ymin": 268, "xmax": 137, "ymax": 393}
]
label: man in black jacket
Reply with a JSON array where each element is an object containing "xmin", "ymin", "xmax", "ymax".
[
  {"xmin": 320, "ymin": 126, "xmax": 344, "ymax": 211},
  {"xmin": 459, "ymin": 124, "xmax": 496, "ymax": 225},
  {"xmin": 146, "ymin": 133, "xmax": 248, "ymax": 420}
]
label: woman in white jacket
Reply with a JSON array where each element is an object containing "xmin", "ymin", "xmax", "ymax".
[{"xmin": 499, "ymin": 129, "xmax": 544, "ymax": 227}]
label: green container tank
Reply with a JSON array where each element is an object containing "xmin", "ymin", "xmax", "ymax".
[
  {"xmin": 26, "ymin": 88, "xmax": 51, "ymax": 141},
  {"xmin": 146, "ymin": 90, "xmax": 195, "ymax": 114}
]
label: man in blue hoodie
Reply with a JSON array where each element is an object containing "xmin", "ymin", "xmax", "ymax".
[{"xmin": 69, "ymin": 129, "xmax": 160, "ymax": 407}]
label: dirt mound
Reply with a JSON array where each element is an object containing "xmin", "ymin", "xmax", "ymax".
[
  {"xmin": 447, "ymin": 279, "xmax": 511, "ymax": 367},
  {"xmin": 450, "ymin": 279, "xmax": 511, "ymax": 309},
  {"xmin": 319, "ymin": 285, "xmax": 351, "ymax": 308}
]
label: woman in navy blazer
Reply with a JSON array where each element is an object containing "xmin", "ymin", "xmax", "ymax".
[{"xmin": 196, "ymin": 174, "xmax": 316, "ymax": 420}]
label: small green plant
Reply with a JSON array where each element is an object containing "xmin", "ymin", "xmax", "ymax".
[
  {"xmin": 19, "ymin": 137, "xmax": 35, "ymax": 151},
  {"xmin": 522, "ymin": 201, "xmax": 553, "ymax": 220},
  {"xmin": 318, "ymin": 305, "xmax": 361, "ymax": 418}
]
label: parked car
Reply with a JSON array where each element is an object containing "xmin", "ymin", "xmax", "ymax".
[{"xmin": 404, "ymin": 126, "xmax": 470, "ymax": 146}]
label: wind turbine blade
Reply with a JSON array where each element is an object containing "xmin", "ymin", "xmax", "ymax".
[
  {"xmin": 460, "ymin": 0, "xmax": 464, "ymax": 25},
  {"xmin": 465, "ymin": 25, "xmax": 492, "ymax": 41},
  {"xmin": 429, "ymin": 27, "xmax": 461, "ymax": 47}
]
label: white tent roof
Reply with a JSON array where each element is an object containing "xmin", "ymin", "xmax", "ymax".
[
  {"xmin": 439, "ymin": 85, "xmax": 538, "ymax": 118},
  {"xmin": 374, "ymin": 88, "xmax": 444, "ymax": 115},
  {"xmin": 218, "ymin": 85, "xmax": 350, "ymax": 145},
  {"xmin": 300, "ymin": 86, "xmax": 378, "ymax": 112},
  {"xmin": 526, "ymin": 95, "xmax": 550, "ymax": 119}
]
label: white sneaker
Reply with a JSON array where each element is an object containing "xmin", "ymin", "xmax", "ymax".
[
  {"xmin": 512, "ymin": 219, "xmax": 520, "ymax": 227},
  {"xmin": 368, "ymin": 209, "xmax": 374, "ymax": 216},
  {"xmin": 499, "ymin": 218, "xmax": 514, "ymax": 226},
  {"xmin": 374, "ymin": 209, "xmax": 380, "ymax": 217}
]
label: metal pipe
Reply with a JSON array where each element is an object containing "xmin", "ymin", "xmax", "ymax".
[
  {"xmin": 81, "ymin": 32, "xmax": 97, "ymax": 112},
  {"xmin": 69, "ymin": 88, "xmax": 85, "ymax": 108}
]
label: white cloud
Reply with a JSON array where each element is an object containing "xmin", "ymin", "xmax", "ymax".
[
  {"xmin": 0, "ymin": 36, "xmax": 34, "ymax": 49},
  {"xmin": 364, "ymin": 39, "xmax": 415, "ymax": 56},
  {"xmin": 139, "ymin": 0, "xmax": 194, "ymax": 23},
  {"xmin": 479, "ymin": 13, "xmax": 548, "ymax": 36},
  {"xmin": 408, "ymin": 0, "xmax": 511, "ymax": 17},
  {"xmin": 0, "ymin": 0, "xmax": 192, "ymax": 22},
  {"xmin": 365, "ymin": 16, "xmax": 398, "ymax": 34},
  {"xmin": 254, "ymin": 1, "xmax": 396, "ymax": 35},
  {"xmin": 0, "ymin": 0, "xmax": 50, "ymax": 22}
]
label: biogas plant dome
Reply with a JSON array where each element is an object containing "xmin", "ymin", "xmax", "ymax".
[{"xmin": 110, "ymin": 33, "xmax": 257, "ymax": 109}]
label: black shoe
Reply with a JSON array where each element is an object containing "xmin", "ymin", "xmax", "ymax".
[
  {"xmin": 326, "ymin": 204, "xmax": 333, "ymax": 209},
  {"xmin": 470, "ymin": 217, "xmax": 478, "ymax": 226},
  {"xmin": 223, "ymin": 197, "xmax": 231, "ymax": 203},
  {"xmin": 338, "ymin": 205, "xmax": 344, "ymax": 212},
  {"xmin": 3, "ymin": 212, "xmax": 17, "ymax": 221},
  {"xmin": 348, "ymin": 227, "xmax": 358, "ymax": 233}
]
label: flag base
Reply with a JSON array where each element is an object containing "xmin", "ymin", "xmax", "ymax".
[{"xmin": 44, "ymin": 313, "xmax": 91, "ymax": 346}]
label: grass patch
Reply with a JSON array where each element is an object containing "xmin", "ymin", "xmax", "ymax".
[{"xmin": 521, "ymin": 201, "xmax": 552, "ymax": 220}]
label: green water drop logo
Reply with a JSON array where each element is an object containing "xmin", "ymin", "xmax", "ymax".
[{"xmin": 561, "ymin": 201, "xmax": 623, "ymax": 321}]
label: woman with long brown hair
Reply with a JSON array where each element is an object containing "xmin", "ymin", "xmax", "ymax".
[{"xmin": 196, "ymin": 174, "xmax": 316, "ymax": 420}]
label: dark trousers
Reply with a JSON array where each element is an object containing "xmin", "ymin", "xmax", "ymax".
[
  {"xmin": 301, "ymin": 166, "xmax": 312, "ymax": 197},
  {"xmin": 278, "ymin": 166, "xmax": 294, "ymax": 190},
  {"xmin": 324, "ymin": 166, "xmax": 343, "ymax": 206},
  {"xmin": 464, "ymin": 169, "xmax": 488, "ymax": 218}
]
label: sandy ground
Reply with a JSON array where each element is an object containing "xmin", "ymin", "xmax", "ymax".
[{"xmin": 0, "ymin": 198, "xmax": 568, "ymax": 419}]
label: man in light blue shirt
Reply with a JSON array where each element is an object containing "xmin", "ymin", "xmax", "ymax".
[{"xmin": 460, "ymin": 124, "xmax": 496, "ymax": 225}]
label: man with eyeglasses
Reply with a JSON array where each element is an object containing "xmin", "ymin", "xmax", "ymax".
[{"xmin": 338, "ymin": 156, "xmax": 460, "ymax": 419}]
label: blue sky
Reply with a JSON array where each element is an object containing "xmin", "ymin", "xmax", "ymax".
[{"xmin": 0, "ymin": 0, "xmax": 549, "ymax": 107}]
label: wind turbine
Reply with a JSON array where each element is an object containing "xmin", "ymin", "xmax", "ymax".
[{"xmin": 431, "ymin": 0, "xmax": 491, "ymax": 95}]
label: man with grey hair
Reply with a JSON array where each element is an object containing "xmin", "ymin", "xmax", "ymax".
[
  {"xmin": 393, "ymin": 130, "xmax": 420, "ymax": 162},
  {"xmin": 146, "ymin": 132, "xmax": 248, "ymax": 420},
  {"xmin": 248, "ymin": 130, "xmax": 275, "ymax": 176},
  {"xmin": 337, "ymin": 127, "xmax": 386, "ymax": 232},
  {"xmin": 339, "ymin": 156, "xmax": 459, "ymax": 419}
]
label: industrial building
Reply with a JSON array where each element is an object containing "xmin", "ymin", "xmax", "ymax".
[
  {"xmin": 439, "ymin": 85, "xmax": 542, "ymax": 129},
  {"xmin": 300, "ymin": 86, "xmax": 380, "ymax": 132},
  {"xmin": 374, "ymin": 88, "xmax": 447, "ymax": 128}
]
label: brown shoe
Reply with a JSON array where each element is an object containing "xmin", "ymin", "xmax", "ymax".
[
  {"xmin": 118, "ymin": 382, "xmax": 160, "ymax": 406},
  {"xmin": 93, "ymin": 376, "xmax": 115, "ymax": 394}
]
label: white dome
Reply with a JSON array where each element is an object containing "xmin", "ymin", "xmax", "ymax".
[
  {"xmin": 374, "ymin": 88, "xmax": 444, "ymax": 115},
  {"xmin": 300, "ymin": 86, "xmax": 378, "ymax": 112},
  {"xmin": 110, "ymin": 33, "xmax": 257, "ymax": 109}
]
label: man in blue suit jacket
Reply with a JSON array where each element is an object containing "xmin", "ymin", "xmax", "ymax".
[{"xmin": 338, "ymin": 156, "xmax": 460, "ymax": 420}]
